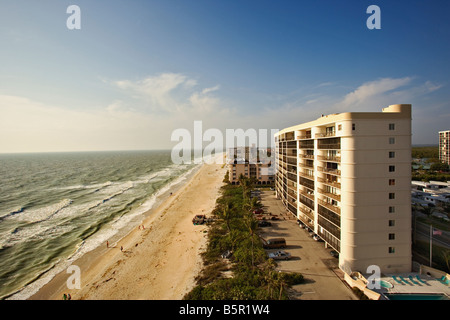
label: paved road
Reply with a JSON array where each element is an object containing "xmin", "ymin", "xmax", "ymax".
[
  {"xmin": 414, "ymin": 220, "xmax": 450, "ymax": 249},
  {"xmin": 257, "ymin": 190, "xmax": 357, "ymax": 300}
]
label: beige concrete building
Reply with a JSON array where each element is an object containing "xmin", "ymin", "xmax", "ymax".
[
  {"xmin": 439, "ymin": 130, "xmax": 450, "ymax": 165},
  {"xmin": 274, "ymin": 104, "xmax": 412, "ymax": 274},
  {"xmin": 227, "ymin": 147, "xmax": 275, "ymax": 185}
]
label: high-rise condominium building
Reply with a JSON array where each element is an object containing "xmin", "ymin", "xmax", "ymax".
[
  {"xmin": 439, "ymin": 130, "xmax": 450, "ymax": 165},
  {"xmin": 226, "ymin": 147, "xmax": 275, "ymax": 185},
  {"xmin": 274, "ymin": 104, "xmax": 412, "ymax": 274}
]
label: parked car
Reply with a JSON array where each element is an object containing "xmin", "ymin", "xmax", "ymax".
[
  {"xmin": 268, "ymin": 250, "xmax": 291, "ymax": 260},
  {"xmin": 192, "ymin": 215, "xmax": 206, "ymax": 225},
  {"xmin": 312, "ymin": 234, "xmax": 322, "ymax": 241},
  {"xmin": 263, "ymin": 238, "xmax": 286, "ymax": 249},
  {"xmin": 221, "ymin": 250, "xmax": 232, "ymax": 259},
  {"xmin": 258, "ymin": 220, "xmax": 272, "ymax": 227},
  {"xmin": 330, "ymin": 250, "xmax": 339, "ymax": 258}
]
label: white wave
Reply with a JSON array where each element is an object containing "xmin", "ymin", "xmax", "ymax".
[
  {"xmin": 5, "ymin": 163, "xmax": 202, "ymax": 300},
  {"xmin": 7, "ymin": 199, "xmax": 73, "ymax": 224}
]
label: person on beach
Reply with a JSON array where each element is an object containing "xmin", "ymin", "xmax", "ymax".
[{"xmin": 106, "ymin": 241, "xmax": 109, "ymax": 248}]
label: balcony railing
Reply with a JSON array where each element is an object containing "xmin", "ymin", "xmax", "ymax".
[
  {"xmin": 315, "ymin": 131, "xmax": 336, "ymax": 138},
  {"xmin": 317, "ymin": 198, "xmax": 341, "ymax": 215},
  {"xmin": 317, "ymin": 155, "xmax": 341, "ymax": 162},
  {"xmin": 317, "ymin": 166, "xmax": 341, "ymax": 176},
  {"xmin": 299, "ymin": 141, "xmax": 315, "ymax": 149},
  {"xmin": 300, "ymin": 162, "xmax": 314, "ymax": 169},
  {"xmin": 317, "ymin": 176, "xmax": 341, "ymax": 189},
  {"xmin": 300, "ymin": 153, "xmax": 314, "ymax": 159},
  {"xmin": 317, "ymin": 188, "xmax": 341, "ymax": 201},
  {"xmin": 298, "ymin": 205, "xmax": 314, "ymax": 221},
  {"xmin": 299, "ymin": 189, "xmax": 315, "ymax": 201},
  {"xmin": 317, "ymin": 143, "xmax": 341, "ymax": 150}
]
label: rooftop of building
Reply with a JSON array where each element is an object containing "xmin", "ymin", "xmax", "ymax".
[{"xmin": 275, "ymin": 104, "xmax": 412, "ymax": 137}]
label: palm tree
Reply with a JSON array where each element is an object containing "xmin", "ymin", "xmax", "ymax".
[
  {"xmin": 419, "ymin": 204, "xmax": 436, "ymax": 218},
  {"xmin": 262, "ymin": 258, "xmax": 278, "ymax": 299},
  {"xmin": 243, "ymin": 212, "xmax": 259, "ymax": 268},
  {"xmin": 221, "ymin": 201, "xmax": 234, "ymax": 232},
  {"xmin": 442, "ymin": 250, "xmax": 450, "ymax": 273}
]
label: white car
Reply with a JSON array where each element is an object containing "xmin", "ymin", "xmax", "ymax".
[{"xmin": 268, "ymin": 250, "xmax": 291, "ymax": 260}]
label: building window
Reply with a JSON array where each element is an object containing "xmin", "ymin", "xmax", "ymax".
[
  {"xmin": 389, "ymin": 220, "xmax": 395, "ymax": 227},
  {"xmin": 389, "ymin": 179, "xmax": 396, "ymax": 186},
  {"xmin": 352, "ymin": 123, "xmax": 356, "ymax": 131},
  {"xmin": 389, "ymin": 206, "xmax": 395, "ymax": 213},
  {"xmin": 389, "ymin": 165, "xmax": 395, "ymax": 172},
  {"xmin": 389, "ymin": 123, "xmax": 395, "ymax": 130},
  {"xmin": 389, "ymin": 193, "xmax": 395, "ymax": 199},
  {"xmin": 389, "ymin": 233, "xmax": 396, "ymax": 240},
  {"xmin": 338, "ymin": 124, "xmax": 342, "ymax": 131},
  {"xmin": 389, "ymin": 247, "xmax": 395, "ymax": 254},
  {"xmin": 389, "ymin": 137, "xmax": 395, "ymax": 144},
  {"xmin": 389, "ymin": 151, "xmax": 395, "ymax": 158}
]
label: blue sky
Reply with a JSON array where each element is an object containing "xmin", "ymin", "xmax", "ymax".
[{"xmin": 0, "ymin": 0, "xmax": 449, "ymax": 152}]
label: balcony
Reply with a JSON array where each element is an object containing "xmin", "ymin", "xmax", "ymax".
[
  {"xmin": 317, "ymin": 198, "xmax": 341, "ymax": 215},
  {"xmin": 299, "ymin": 177, "xmax": 314, "ymax": 190},
  {"xmin": 298, "ymin": 205, "xmax": 314, "ymax": 221},
  {"xmin": 299, "ymin": 140, "xmax": 314, "ymax": 149},
  {"xmin": 317, "ymin": 143, "xmax": 341, "ymax": 150},
  {"xmin": 300, "ymin": 153, "xmax": 314, "ymax": 159},
  {"xmin": 317, "ymin": 188, "xmax": 341, "ymax": 201},
  {"xmin": 299, "ymin": 189, "xmax": 315, "ymax": 201},
  {"xmin": 287, "ymin": 172, "xmax": 297, "ymax": 182},
  {"xmin": 317, "ymin": 137, "xmax": 340, "ymax": 150},
  {"xmin": 297, "ymin": 134, "xmax": 312, "ymax": 140},
  {"xmin": 300, "ymin": 161, "xmax": 314, "ymax": 169},
  {"xmin": 317, "ymin": 154, "xmax": 341, "ymax": 163},
  {"xmin": 315, "ymin": 131, "xmax": 336, "ymax": 138},
  {"xmin": 317, "ymin": 166, "xmax": 341, "ymax": 176},
  {"xmin": 317, "ymin": 176, "xmax": 341, "ymax": 189}
]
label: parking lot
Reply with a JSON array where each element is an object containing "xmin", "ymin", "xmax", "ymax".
[{"xmin": 257, "ymin": 190, "xmax": 357, "ymax": 300}]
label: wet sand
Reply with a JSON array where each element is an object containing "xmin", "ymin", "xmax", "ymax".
[{"xmin": 29, "ymin": 160, "xmax": 226, "ymax": 300}]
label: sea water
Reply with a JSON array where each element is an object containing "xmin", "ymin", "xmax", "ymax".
[{"xmin": 0, "ymin": 150, "xmax": 198, "ymax": 299}]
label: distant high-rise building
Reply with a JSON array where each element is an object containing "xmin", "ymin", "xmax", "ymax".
[
  {"xmin": 439, "ymin": 130, "xmax": 450, "ymax": 165},
  {"xmin": 226, "ymin": 146, "xmax": 275, "ymax": 185},
  {"xmin": 274, "ymin": 104, "xmax": 412, "ymax": 274}
]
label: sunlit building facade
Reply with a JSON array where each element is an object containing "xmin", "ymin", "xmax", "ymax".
[
  {"xmin": 274, "ymin": 104, "xmax": 412, "ymax": 274},
  {"xmin": 439, "ymin": 130, "xmax": 450, "ymax": 165}
]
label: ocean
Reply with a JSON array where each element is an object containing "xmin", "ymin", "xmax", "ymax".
[{"xmin": 0, "ymin": 150, "xmax": 198, "ymax": 299}]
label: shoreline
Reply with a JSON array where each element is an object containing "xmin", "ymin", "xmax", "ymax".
[{"xmin": 27, "ymin": 158, "xmax": 226, "ymax": 300}]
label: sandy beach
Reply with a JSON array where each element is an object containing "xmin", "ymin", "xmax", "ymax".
[{"xmin": 29, "ymin": 160, "xmax": 226, "ymax": 300}]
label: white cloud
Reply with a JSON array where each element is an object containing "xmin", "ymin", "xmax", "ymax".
[
  {"xmin": 335, "ymin": 77, "xmax": 413, "ymax": 111},
  {"xmin": 0, "ymin": 74, "xmax": 232, "ymax": 153},
  {"xmin": 0, "ymin": 75, "xmax": 444, "ymax": 153},
  {"xmin": 112, "ymin": 73, "xmax": 224, "ymax": 116},
  {"xmin": 201, "ymin": 85, "xmax": 220, "ymax": 95}
]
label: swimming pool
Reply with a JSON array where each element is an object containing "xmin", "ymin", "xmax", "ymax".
[{"xmin": 385, "ymin": 293, "xmax": 449, "ymax": 300}]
